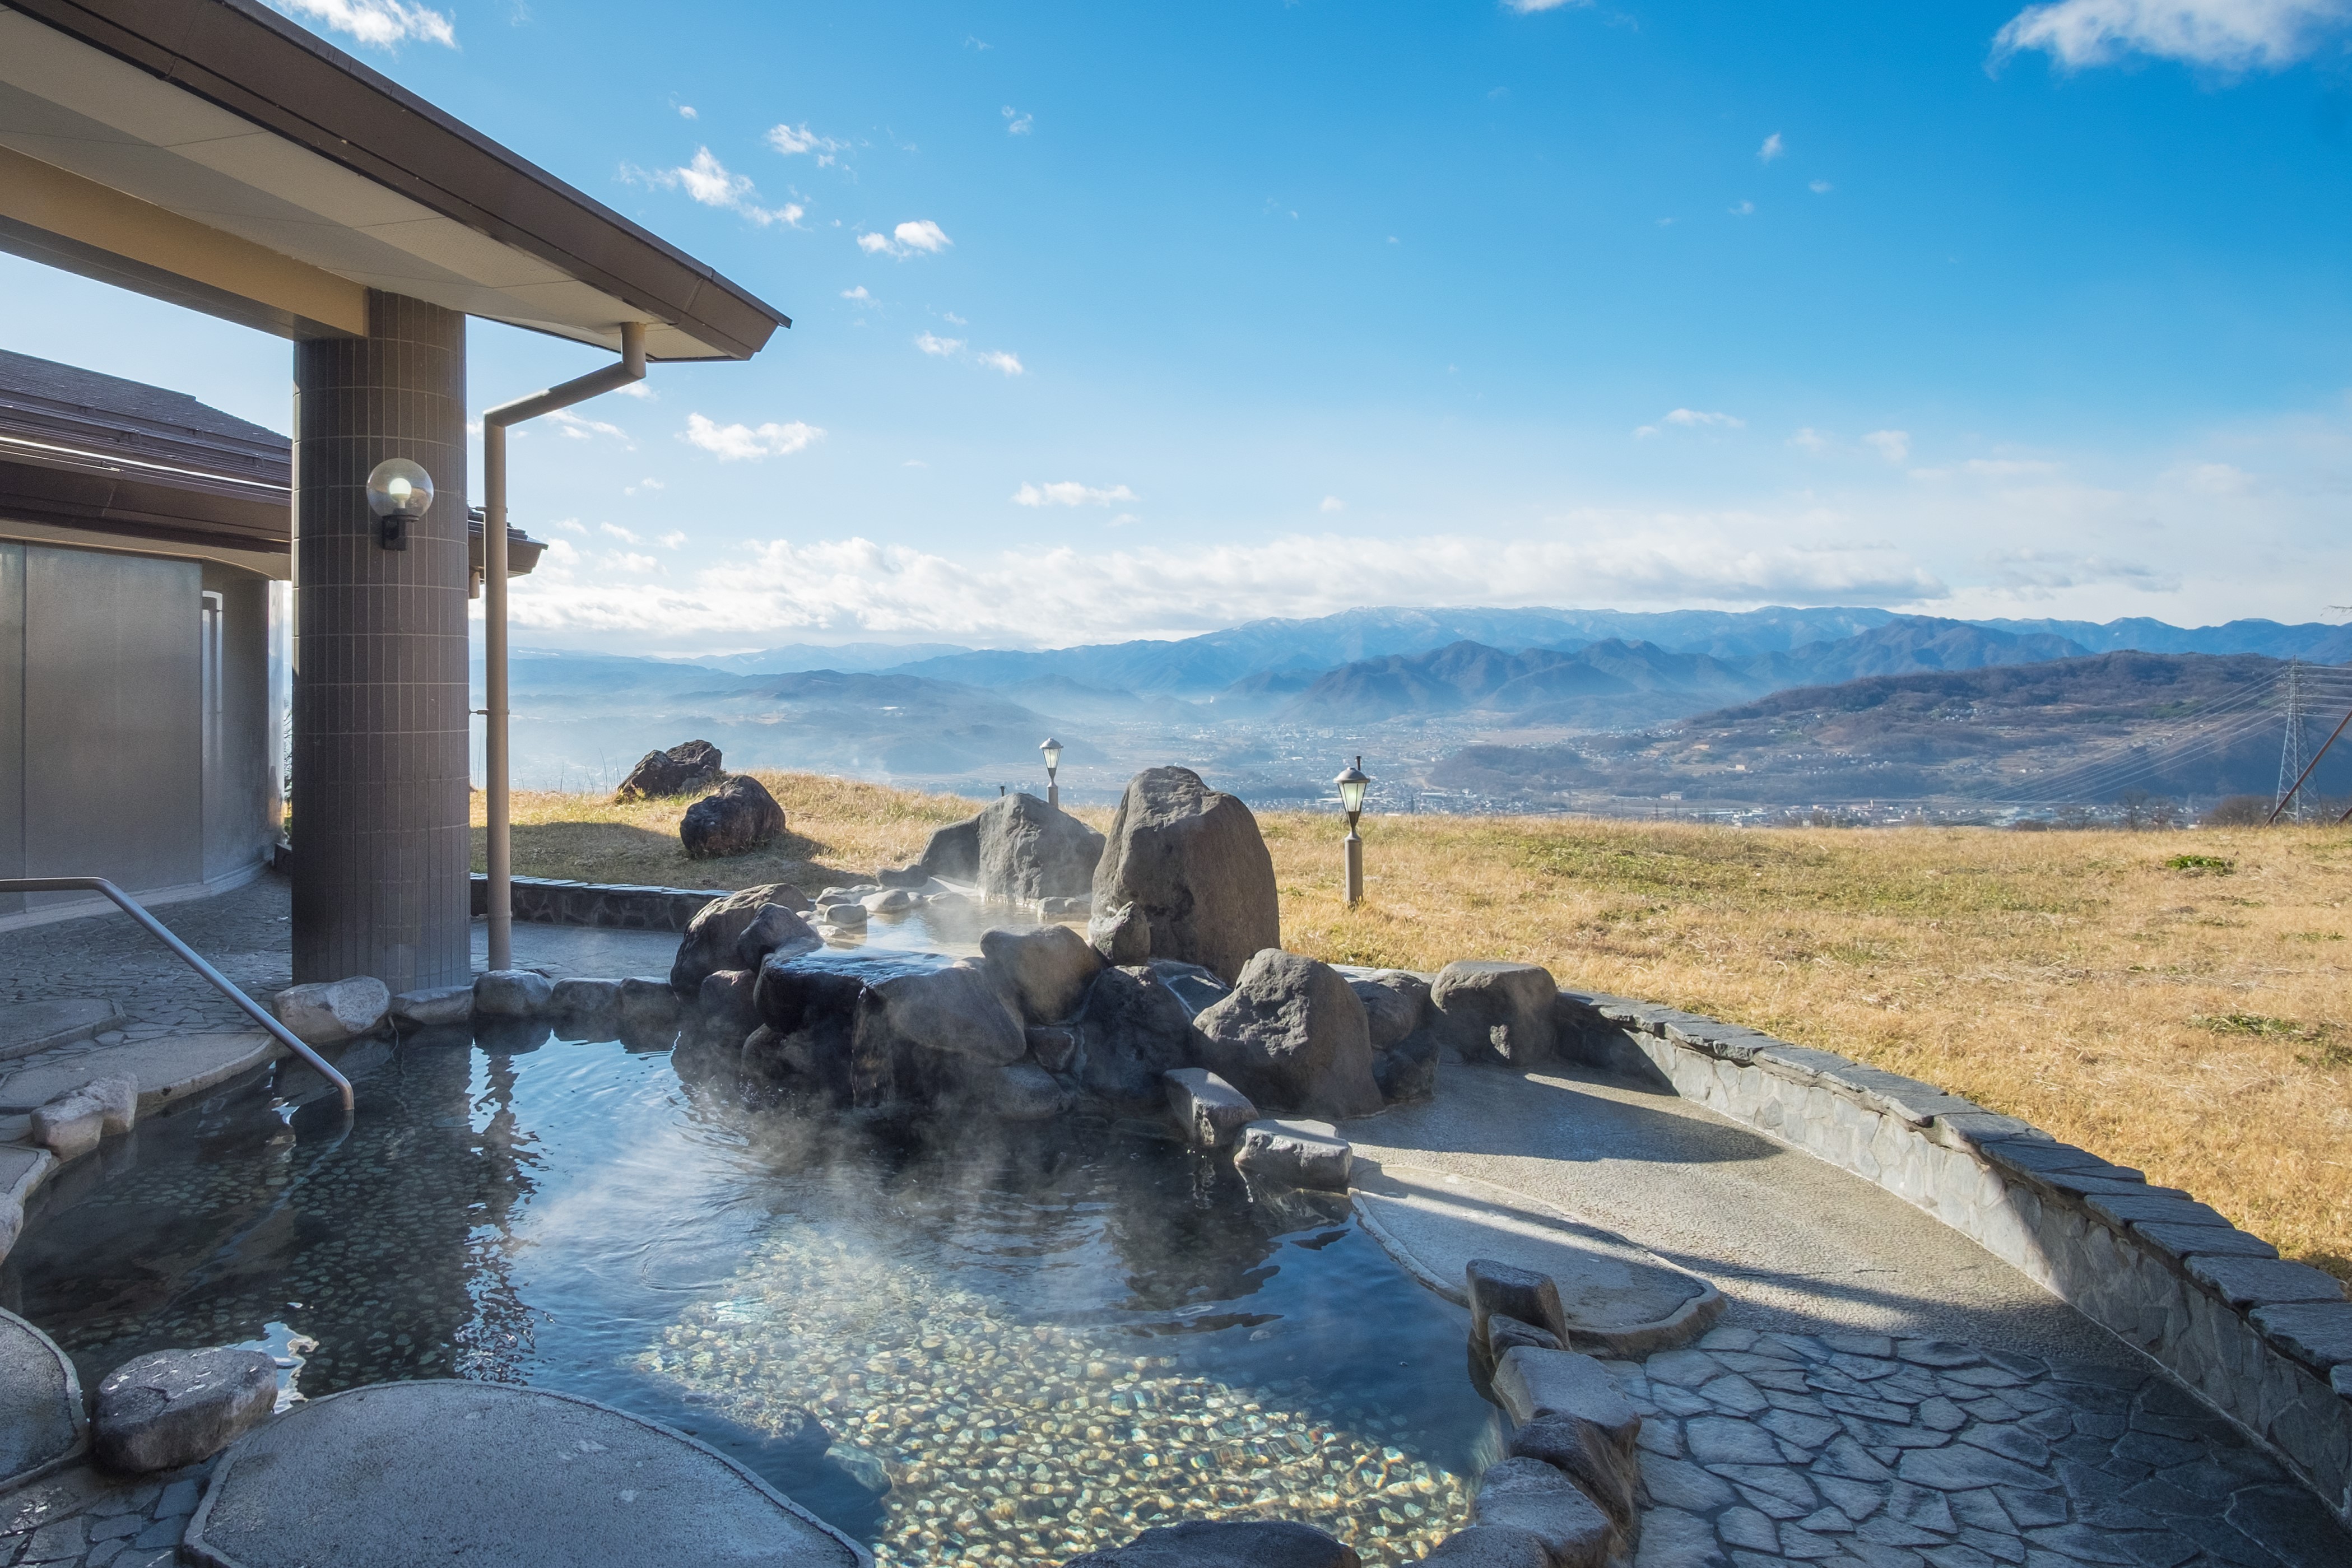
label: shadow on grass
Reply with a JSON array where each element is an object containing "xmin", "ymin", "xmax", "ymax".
[{"xmin": 470, "ymin": 821, "xmax": 867, "ymax": 893}]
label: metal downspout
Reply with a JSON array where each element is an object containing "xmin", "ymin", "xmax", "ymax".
[{"xmin": 480, "ymin": 322, "xmax": 647, "ymax": 973}]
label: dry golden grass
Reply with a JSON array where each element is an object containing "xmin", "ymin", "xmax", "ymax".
[
  {"xmin": 481, "ymin": 774, "xmax": 2352, "ymax": 1279},
  {"xmin": 469, "ymin": 771, "xmax": 979, "ymax": 894}
]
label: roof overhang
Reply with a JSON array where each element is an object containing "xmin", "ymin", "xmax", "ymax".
[{"xmin": 0, "ymin": 0, "xmax": 789, "ymax": 360}]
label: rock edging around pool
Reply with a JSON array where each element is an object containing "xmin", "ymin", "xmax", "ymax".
[{"xmin": 1554, "ymin": 989, "xmax": 2352, "ymax": 1532}]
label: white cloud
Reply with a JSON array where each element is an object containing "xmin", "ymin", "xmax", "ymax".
[
  {"xmin": 1320, "ymin": 495, "xmax": 1346, "ymax": 513},
  {"xmin": 623, "ymin": 477, "xmax": 664, "ymax": 496},
  {"xmin": 1003, "ymin": 106, "xmax": 1034, "ymax": 135},
  {"xmin": 681, "ymin": 412, "xmax": 822, "ymax": 460},
  {"xmin": 1637, "ymin": 408, "xmax": 1746, "ymax": 438},
  {"xmin": 1992, "ymin": 0, "xmax": 2350, "ymax": 69},
  {"xmin": 915, "ymin": 333, "xmax": 966, "ymax": 357},
  {"xmin": 944, "ymin": 313, "xmax": 968, "ymax": 325},
  {"xmin": 624, "ymin": 148, "xmax": 802, "ymax": 227},
  {"xmin": 2180, "ymin": 461, "xmax": 2255, "ymax": 494},
  {"xmin": 614, "ymin": 552, "xmax": 662, "ymax": 575},
  {"xmin": 1864, "ymin": 430, "xmax": 1911, "ymax": 463},
  {"xmin": 768, "ymin": 123, "xmax": 846, "ymax": 165},
  {"xmin": 1012, "ymin": 481, "xmax": 1140, "ymax": 508},
  {"xmin": 1502, "ymin": 0, "xmax": 1592, "ymax": 11},
  {"xmin": 842, "ymin": 285, "xmax": 871, "ymax": 301},
  {"xmin": 1730, "ymin": 199, "xmax": 1756, "ymax": 216},
  {"xmin": 613, "ymin": 381, "xmax": 656, "ymax": 399},
  {"xmin": 550, "ymin": 518, "xmax": 587, "ymax": 536},
  {"xmin": 499, "ymin": 525, "xmax": 1949, "ymax": 646},
  {"xmin": 678, "ymin": 105, "xmax": 698, "ymax": 120},
  {"xmin": 1984, "ymin": 548, "xmax": 2180, "ymax": 594},
  {"xmin": 1759, "ymin": 132, "xmax": 1785, "ymax": 162},
  {"xmin": 269, "ymin": 0, "xmax": 454, "ymax": 47},
  {"xmin": 547, "ymin": 410, "xmax": 632, "ymax": 446},
  {"xmin": 1810, "ymin": 179, "xmax": 1834, "ymax": 194},
  {"xmin": 599, "ymin": 523, "xmax": 641, "ymax": 544},
  {"xmin": 1790, "ymin": 428, "xmax": 1831, "ymax": 453},
  {"xmin": 659, "ymin": 531, "xmax": 688, "ymax": 550},
  {"xmin": 857, "ymin": 220, "xmax": 952, "ymax": 258},
  {"xmin": 977, "ymin": 350, "xmax": 1025, "ymax": 376}
]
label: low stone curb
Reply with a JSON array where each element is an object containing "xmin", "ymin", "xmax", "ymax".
[
  {"xmin": 468, "ymin": 874, "xmax": 727, "ymax": 933},
  {"xmin": 1554, "ymin": 988, "xmax": 2352, "ymax": 1531}
]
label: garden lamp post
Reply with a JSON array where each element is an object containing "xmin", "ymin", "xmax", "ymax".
[
  {"xmin": 1335, "ymin": 756, "xmax": 1370, "ymax": 905},
  {"xmin": 1041, "ymin": 737, "xmax": 1064, "ymax": 808}
]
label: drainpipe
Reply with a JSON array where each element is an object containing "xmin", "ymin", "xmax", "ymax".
[{"xmin": 481, "ymin": 322, "xmax": 647, "ymax": 972}]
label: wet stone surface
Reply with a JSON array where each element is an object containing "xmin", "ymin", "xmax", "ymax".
[
  {"xmin": 1619, "ymin": 1324, "xmax": 2351, "ymax": 1567},
  {"xmin": 0, "ymin": 1458, "xmax": 213, "ymax": 1568},
  {"xmin": 0, "ymin": 880, "xmax": 294, "ymax": 1045}
]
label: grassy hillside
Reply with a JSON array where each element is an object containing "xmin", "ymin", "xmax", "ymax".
[{"xmin": 475, "ymin": 775, "xmax": 2352, "ymax": 1281}]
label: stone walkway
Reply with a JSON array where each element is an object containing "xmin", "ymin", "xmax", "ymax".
[
  {"xmin": 1341, "ymin": 1064, "xmax": 2352, "ymax": 1566},
  {"xmin": 0, "ymin": 880, "xmax": 293, "ymax": 1045},
  {"xmin": 0, "ymin": 1458, "xmax": 214, "ymax": 1568}
]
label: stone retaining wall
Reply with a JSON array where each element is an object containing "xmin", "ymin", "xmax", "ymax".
[
  {"xmin": 1553, "ymin": 989, "xmax": 2352, "ymax": 1531},
  {"xmin": 466, "ymin": 874, "xmax": 721, "ymax": 933}
]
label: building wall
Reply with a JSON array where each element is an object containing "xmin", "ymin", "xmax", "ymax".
[{"xmin": 0, "ymin": 538, "xmax": 273, "ymax": 922}]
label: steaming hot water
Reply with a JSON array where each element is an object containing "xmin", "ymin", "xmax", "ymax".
[{"xmin": 3, "ymin": 1028, "xmax": 1495, "ymax": 1565}]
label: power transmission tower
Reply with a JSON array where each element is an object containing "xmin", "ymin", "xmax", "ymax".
[{"xmin": 2276, "ymin": 659, "xmax": 2310, "ymax": 823}]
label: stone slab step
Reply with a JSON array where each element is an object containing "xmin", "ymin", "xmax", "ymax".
[
  {"xmin": 0, "ymin": 1308, "xmax": 86, "ymax": 1492},
  {"xmin": 0, "ymin": 1034, "xmax": 280, "ymax": 1116},
  {"xmin": 183, "ymin": 1380, "xmax": 870, "ymax": 1568},
  {"xmin": 0, "ymin": 1001, "xmax": 120, "ymax": 1064},
  {"xmin": 1351, "ymin": 1161, "xmax": 1722, "ymax": 1357}
]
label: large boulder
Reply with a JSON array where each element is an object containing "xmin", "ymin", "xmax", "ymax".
[
  {"xmin": 95, "ymin": 1347, "xmax": 279, "ymax": 1472},
  {"xmin": 273, "ymin": 976, "xmax": 390, "ymax": 1045},
  {"xmin": 1193, "ymin": 950, "xmax": 1381, "ymax": 1119},
  {"xmin": 749, "ymin": 962, "xmax": 864, "ymax": 1100},
  {"xmin": 980, "ymin": 924, "xmax": 1105, "ymax": 1024},
  {"xmin": 1430, "ymin": 961, "xmax": 1558, "ymax": 1067},
  {"xmin": 614, "ymin": 739, "xmax": 723, "ymax": 802},
  {"xmin": 672, "ymin": 884, "xmax": 817, "ymax": 994},
  {"xmin": 1468, "ymin": 1458, "xmax": 1614, "ymax": 1568},
  {"xmin": 474, "ymin": 969, "xmax": 554, "ymax": 1017},
  {"xmin": 851, "ymin": 962, "xmax": 1026, "ymax": 1105},
  {"xmin": 913, "ymin": 816, "xmax": 982, "ymax": 882},
  {"xmin": 680, "ymin": 775, "xmax": 788, "ymax": 859},
  {"xmin": 1348, "ymin": 970, "xmax": 1430, "ymax": 1048},
  {"xmin": 1087, "ymin": 766, "xmax": 1279, "ymax": 984},
  {"xmin": 976, "ymin": 793, "xmax": 1104, "ymax": 901},
  {"xmin": 1068, "ymin": 965, "xmax": 1202, "ymax": 1104}
]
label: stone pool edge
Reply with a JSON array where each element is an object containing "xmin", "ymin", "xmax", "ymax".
[{"xmin": 1552, "ymin": 987, "xmax": 2352, "ymax": 1532}]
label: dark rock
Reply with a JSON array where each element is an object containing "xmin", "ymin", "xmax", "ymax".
[
  {"xmin": 1070, "ymin": 965, "xmax": 1203, "ymax": 1104},
  {"xmin": 982, "ymin": 925, "xmax": 1106, "ymax": 1024},
  {"xmin": 1164, "ymin": 1068, "xmax": 1258, "ymax": 1149},
  {"xmin": 1193, "ymin": 950, "xmax": 1381, "ymax": 1119},
  {"xmin": 1488, "ymin": 1314, "xmax": 1563, "ymax": 1357},
  {"xmin": 1417, "ymin": 1526, "xmax": 1555, "ymax": 1567},
  {"xmin": 672, "ymin": 883, "xmax": 815, "ymax": 994},
  {"xmin": 614, "ymin": 739, "xmax": 723, "ymax": 801},
  {"xmin": 550, "ymin": 978, "xmax": 621, "ymax": 1030},
  {"xmin": 95, "ymin": 1347, "xmax": 278, "ymax": 1472},
  {"xmin": 1468, "ymin": 1259, "xmax": 1568, "ymax": 1352},
  {"xmin": 698, "ymin": 969, "xmax": 760, "ymax": 1036},
  {"xmin": 1087, "ymin": 765, "xmax": 1279, "ymax": 984},
  {"xmin": 915, "ymin": 816, "xmax": 982, "ymax": 882},
  {"xmin": 1508, "ymin": 1412, "xmax": 1641, "ymax": 1532},
  {"xmin": 1061, "ymin": 1519, "xmax": 1359, "ymax": 1568},
  {"xmin": 1233, "ymin": 1118, "xmax": 1351, "ymax": 1190},
  {"xmin": 1149, "ymin": 960, "xmax": 1231, "ymax": 1017},
  {"xmin": 1431, "ymin": 961, "xmax": 1559, "ymax": 1067},
  {"xmin": 474, "ymin": 969, "xmax": 554, "ymax": 1017},
  {"xmin": 1373, "ymin": 1032, "xmax": 1439, "ymax": 1103},
  {"xmin": 975, "ymin": 793, "xmax": 1105, "ymax": 901},
  {"xmin": 857, "ymin": 962, "xmax": 1026, "ymax": 1070},
  {"xmin": 736, "ymin": 904, "xmax": 821, "ymax": 971},
  {"xmin": 1468, "ymin": 1457, "xmax": 1613, "ymax": 1568},
  {"xmin": 1348, "ymin": 970, "xmax": 1429, "ymax": 1048},
  {"xmin": 1026, "ymin": 1025, "xmax": 1081, "ymax": 1074},
  {"xmin": 681, "ymin": 775, "xmax": 788, "ymax": 859},
  {"xmin": 618, "ymin": 977, "xmax": 685, "ymax": 1047},
  {"xmin": 750, "ymin": 964, "xmax": 864, "ymax": 1101},
  {"xmin": 987, "ymin": 1062, "xmax": 1067, "ymax": 1121}
]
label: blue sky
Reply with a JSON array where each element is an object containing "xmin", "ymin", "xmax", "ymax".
[{"xmin": 6, "ymin": 0, "xmax": 2352, "ymax": 649}]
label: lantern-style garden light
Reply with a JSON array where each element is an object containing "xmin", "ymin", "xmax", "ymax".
[
  {"xmin": 1335, "ymin": 756, "xmax": 1370, "ymax": 905},
  {"xmin": 364, "ymin": 457, "xmax": 434, "ymax": 551},
  {"xmin": 1040, "ymin": 737, "xmax": 1064, "ymax": 808}
]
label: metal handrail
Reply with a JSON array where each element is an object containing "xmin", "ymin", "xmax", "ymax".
[{"xmin": 0, "ymin": 877, "xmax": 354, "ymax": 1113}]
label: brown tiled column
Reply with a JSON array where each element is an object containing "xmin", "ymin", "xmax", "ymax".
[{"xmin": 291, "ymin": 291, "xmax": 470, "ymax": 990}]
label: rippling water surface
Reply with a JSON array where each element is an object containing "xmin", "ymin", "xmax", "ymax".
[{"xmin": 2, "ymin": 1034, "xmax": 1493, "ymax": 1564}]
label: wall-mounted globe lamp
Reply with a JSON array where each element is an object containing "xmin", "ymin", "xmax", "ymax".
[
  {"xmin": 364, "ymin": 458, "xmax": 435, "ymax": 551},
  {"xmin": 1040, "ymin": 737, "xmax": 1064, "ymax": 809},
  {"xmin": 1335, "ymin": 756, "xmax": 1371, "ymax": 905}
]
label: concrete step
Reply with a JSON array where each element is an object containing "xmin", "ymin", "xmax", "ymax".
[
  {"xmin": 0, "ymin": 1034, "xmax": 280, "ymax": 1116},
  {"xmin": 0, "ymin": 1001, "xmax": 120, "ymax": 1063},
  {"xmin": 183, "ymin": 1381, "xmax": 869, "ymax": 1568}
]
